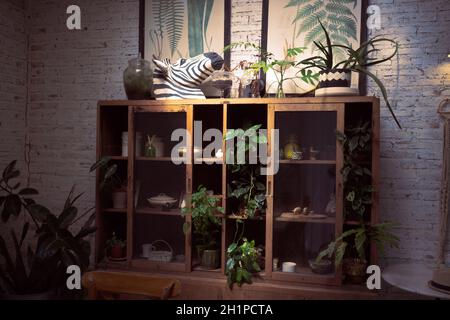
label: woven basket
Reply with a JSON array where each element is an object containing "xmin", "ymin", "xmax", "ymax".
[{"xmin": 148, "ymin": 240, "xmax": 173, "ymax": 262}]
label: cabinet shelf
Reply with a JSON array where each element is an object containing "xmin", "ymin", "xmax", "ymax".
[
  {"xmin": 279, "ymin": 159, "xmax": 336, "ymax": 165},
  {"xmin": 136, "ymin": 157, "xmax": 186, "ymax": 162},
  {"xmin": 135, "ymin": 207, "xmax": 182, "ymax": 216},
  {"xmin": 102, "ymin": 208, "xmax": 127, "ymax": 214},
  {"xmin": 275, "ymin": 215, "xmax": 335, "ymax": 224}
]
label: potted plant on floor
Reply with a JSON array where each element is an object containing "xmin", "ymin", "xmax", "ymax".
[
  {"xmin": 296, "ymin": 18, "xmax": 401, "ymax": 128},
  {"xmin": 182, "ymin": 186, "xmax": 224, "ymax": 269},
  {"xmin": 315, "ymin": 222, "xmax": 400, "ymax": 284},
  {"xmin": 225, "ymin": 124, "xmax": 267, "ymax": 219},
  {"xmin": 0, "ymin": 160, "xmax": 96, "ymax": 299},
  {"xmin": 105, "ymin": 232, "xmax": 126, "ymax": 260},
  {"xmin": 90, "ymin": 156, "xmax": 127, "ymax": 209}
]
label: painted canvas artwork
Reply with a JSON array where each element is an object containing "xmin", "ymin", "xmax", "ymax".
[
  {"xmin": 144, "ymin": 0, "xmax": 225, "ymax": 62},
  {"xmin": 266, "ymin": 0, "xmax": 362, "ymax": 94}
]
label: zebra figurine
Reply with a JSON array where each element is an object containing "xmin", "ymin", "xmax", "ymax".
[{"xmin": 152, "ymin": 52, "xmax": 224, "ymax": 100}]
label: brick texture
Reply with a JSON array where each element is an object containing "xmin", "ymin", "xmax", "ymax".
[{"xmin": 1, "ymin": 0, "xmax": 449, "ymax": 273}]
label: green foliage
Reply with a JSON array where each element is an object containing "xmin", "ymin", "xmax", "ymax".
[
  {"xmin": 224, "ymin": 42, "xmax": 310, "ymax": 96},
  {"xmin": 181, "ymin": 186, "xmax": 223, "ymax": 248},
  {"xmin": 225, "ymin": 124, "xmax": 267, "ymax": 218},
  {"xmin": 90, "ymin": 156, "xmax": 124, "ymax": 192},
  {"xmin": 153, "ymin": 0, "xmax": 184, "ymax": 57},
  {"xmin": 0, "ymin": 161, "xmax": 96, "ymax": 295},
  {"xmin": 295, "ymin": 18, "xmax": 401, "ymax": 128},
  {"xmin": 337, "ymin": 121, "xmax": 373, "ymax": 217},
  {"xmin": 225, "ymin": 238, "xmax": 261, "ymax": 288},
  {"xmin": 286, "ymin": 0, "xmax": 358, "ymax": 53},
  {"xmin": 316, "ymin": 223, "xmax": 400, "ymax": 267},
  {"xmin": 105, "ymin": 232, "xmax": 126, "ymax": 249}
]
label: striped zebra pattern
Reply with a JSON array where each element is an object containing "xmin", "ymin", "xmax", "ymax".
[{"xmin": 152, "ymin": 52, "xmax": 224, "ymax": 100}]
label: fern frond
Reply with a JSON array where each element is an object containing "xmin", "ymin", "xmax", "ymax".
[
  {"xmin": 328, "ymin": 14, "xmax": 357, "ymax": 40},
  {"xmin": 293, "ymin": 0, "xmax": 324, "ymax": 23},
  {"xmin": 163, "ymin": 0, "xmax": 185, "ymax": 57},
  {"xmin": 330, "ymin": 0, "xmax": 358, "ymax": 9},
  {"xmin": 298, "ymin": 10, "xmax": 327, "ymax": 36},
  {"xmin": 325, "ymin": 2, "xmax": 357, "ymax": 20},
  {"xmin": 284, "ymin": 0, "xmax": 310, "ymax": 8}
]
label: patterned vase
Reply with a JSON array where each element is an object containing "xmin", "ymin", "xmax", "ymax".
[{"xmin": 317, "ymin": 68, "xmax": 351, "ymax": 89}]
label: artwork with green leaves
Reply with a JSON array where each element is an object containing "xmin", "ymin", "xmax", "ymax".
[
  {"xmin": 265, "ymin": 0, "xmax": 363, "ymax": 94},
  {"xmin": 143, "ymin": 0, "xmax": 228, "ymax": 61}
]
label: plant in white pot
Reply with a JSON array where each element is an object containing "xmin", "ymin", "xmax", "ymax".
[
  {"xmin": 296, "ymin": 18, "xmax": 402, "ymax": 129},
  {"xmin": 90, "ymin": 156, "xmax": 127, "ymax": 209}
]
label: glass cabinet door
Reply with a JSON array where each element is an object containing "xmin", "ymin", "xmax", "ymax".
[
  {"xmin": 268, "ymin": 104, "xmax": 344, "ymax": 284},
  {"xmin": 130, "ymin": 105, "xmax": 192, "ymax": 272}
]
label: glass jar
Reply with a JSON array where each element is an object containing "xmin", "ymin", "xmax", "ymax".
[
  {"xmin": 123, "ymin": 56, "xmax": 153, "ymax": 100},
  {"xmin": 283, "ymin": 134, "xmax": 300, "ymax": 159}
]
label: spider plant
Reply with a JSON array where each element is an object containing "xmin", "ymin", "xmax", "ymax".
[{"xmin": 297, "ymin": 18, "xmax": 401, "ymax": 129}]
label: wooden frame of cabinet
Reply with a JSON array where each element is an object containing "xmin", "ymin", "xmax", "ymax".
[{"xmin": 95, "ymin": 97, "xmax": 380, "ymax": 294}]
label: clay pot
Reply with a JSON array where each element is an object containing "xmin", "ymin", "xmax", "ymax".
[
  {"xmin": 109, "ymin": 245, "xmax": 125, "ymax": 259},
  {"xmin": 343, "ymin": 258, "xmax": 367, "ymax": 284}
]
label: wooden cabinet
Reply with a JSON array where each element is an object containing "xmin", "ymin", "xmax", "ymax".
[{"xmin": 95, "ymin": 97, "xmax": 379, "ymax": 291}]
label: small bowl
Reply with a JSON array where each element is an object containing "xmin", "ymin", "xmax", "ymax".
[
  {"xmin": 309, "ymin": 259, "xmax": 333, "ymax": 274},
  {"xmin": 282, "ymin": 262, "xmax": 296, "ymax": 273}
]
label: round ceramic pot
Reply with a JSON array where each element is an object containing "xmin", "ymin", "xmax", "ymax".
[
  {"xmin": 112, "ymin": 190, "xmax": 127, "ymax": 209},
  {"xmin": 201, "ymin": 249, "xmax": 220, "ymax": 269},
  {"xmin": 343, "ymin": 258, "xmax": 367, "ymax": 284},
  {"xmin": 318, "ymin": 68, "xmax": 351, "ymax": 89},
  {"xmin": 123, "ymin": 57, "xmax": 153, "ymax": 100}
]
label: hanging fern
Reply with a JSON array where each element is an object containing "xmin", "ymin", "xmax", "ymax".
[{"xmin": 162, "ymin": 0, "xmax": 184, "ymax": 58}]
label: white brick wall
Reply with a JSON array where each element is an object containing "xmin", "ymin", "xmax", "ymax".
[{"xmin": 1, "ymin": 0, "xmax": 449, "ymax": 269}]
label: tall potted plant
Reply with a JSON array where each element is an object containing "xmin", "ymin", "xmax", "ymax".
[
  {"xmin": 225, "ymin": 124, "xmax": 267, "ymax": 219},
  {"xmin": 0, "ymin": 160, "xmax": 96, "ymax": 299},
  {"xmin": 182, "ymin": 186, "xmax": 224, "ymax": 269}
]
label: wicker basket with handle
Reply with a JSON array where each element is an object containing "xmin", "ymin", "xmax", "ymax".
[{"xmin": 148, "ymin": 240, "xmax": 173, "ymax": 262}]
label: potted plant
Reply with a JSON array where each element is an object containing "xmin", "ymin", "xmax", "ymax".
[
  {"xmin": 182, "ymin": 186, "xmax": 224, "ymax": 269},
  {"xmin": 225, "ymin": 238, "xmax": 262, "ymax": 288},
  {"xmin": 0, "ymin": 160, "xmax": 96, "ymax": 299},
  {"xmin": 225, "ymin": 124, "xmax": 267, "ymax": 219},
  {"xmin": 105, "ymin": 232, "xmax": 126, "ymax": 260},
  {"xmin": 90, "ymin": 156, "xmax": 127, "ymax": 209},
  {"xmin": 315, "ymin": 222, "xmax": 400, "ymax": 284},
  {"xmin": 224, "ymin": 42, "xmax": 311, "ymax": 98},
  {"xmin": 296, "ymin": 18, "xmax": 401, "ymax": 128}
]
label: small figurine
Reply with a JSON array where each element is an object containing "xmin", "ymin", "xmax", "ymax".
[{"xmin": 325, "ymin": 193, "xmax": 336, "ymax": 214}]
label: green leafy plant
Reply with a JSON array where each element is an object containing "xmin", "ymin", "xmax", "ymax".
[
  {"xmin": 316, "ymin": 222, "xmax": 400, "ymax": 267},
  {"xmin": 296, "ymin": 18, "xmax": 401, "ymax": 128},
  {"xmin": 224, "ymin": 42, "xmax": 314, "ymax": 97},
  {"xmin": 225, "ymin": 238, "xmax": 261, "ymax": 288},
  {"xmin": 336, "ymin": 121, "xmax": 373, "ymax": 218},
  {"xmin": 105, "ymin": 232, "xmax": 126, "ymax": 249},
  {"xmin": 285, "ymin": 0, "xmax": 358, "ymax": 61},
  {"xmin": 0, "ymin": 160, "xmax": 96, "ymax": 296},
  {"xmin": 182, "ymin": 186, "xmax": 223, "ymax": 249},
  {"xmin": 90, "ymin": 156, "xmax": 125, "ymax": 192},
  {"xmin": 225, "ymin": 124, "xmax": 267, "ymax": 218}
]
